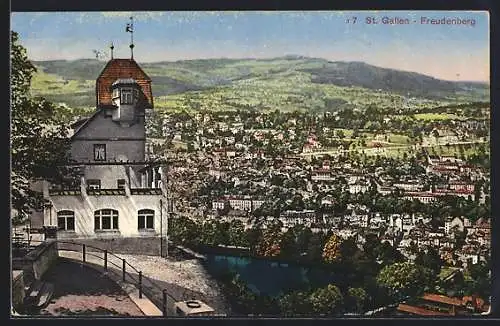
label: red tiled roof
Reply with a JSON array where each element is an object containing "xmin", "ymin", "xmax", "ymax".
[
  {"xmin": 313, "ymin": 168, "xmax": 330, "ymax": 173},
  {"xmin": 421, "ymin": 293, "xmax": 463, "ymax": 306},
  {"xmin": 462, "ymin": 296, "xmax": 489, "ymax": 312},
  {"xmin": 397, "ymin": 303, "xmax": 451, "ymax": 316},
  {"xmin": 96, "ymin": 59, "xmax": 153, "ymax": 108}
]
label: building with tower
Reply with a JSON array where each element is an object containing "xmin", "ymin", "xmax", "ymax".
[{"xmin": 33, "ymin": 37, "xmax": 170, "ymax": 246}]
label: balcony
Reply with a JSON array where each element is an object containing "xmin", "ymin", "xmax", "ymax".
[
  {"xmin": 87, "ymin": 188, "xmax": 126, "ymax": 196},
  {"xmin": 130, "ymin": 188, "xmax": 163, "ymax": 195},
  {"xmin": 48, "ymin": 189, "xmax": 81, "ymax": 196}
]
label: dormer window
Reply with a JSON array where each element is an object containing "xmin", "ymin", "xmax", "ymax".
[{"xmin": 121, "ymin": 88, "xmax": 133, "ymax": 104}]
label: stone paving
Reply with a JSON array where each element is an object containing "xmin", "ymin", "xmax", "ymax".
[{"xmin": 59, "ymin": 250, "xmax": 230, "ymax": 316}]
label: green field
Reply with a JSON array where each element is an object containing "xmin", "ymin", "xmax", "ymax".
[
  {"xmin": 31, "ymin": 68, "xmax": 94, "ymax": 96},
  {"xmin": 427, "ymin": 143, "xmax": 489, "ymax": 157},
  {"xmin": 388, "ymin": 134, "xmax": 411, "ymax": 144}
]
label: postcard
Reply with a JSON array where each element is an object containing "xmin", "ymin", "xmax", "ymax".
[{"xmin": 10, "ymin": 11, "xmax": 491, "ymax": 318}]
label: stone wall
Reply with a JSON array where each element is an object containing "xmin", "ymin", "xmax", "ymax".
[
  {"xmin": 12, "ymin": 241, "xmax": 59, "ymax": 285},
  {"xmin": 57, "ymin": 237, "xmax": 167, "ymax": 256},
  {"xmin": 12, "ymin": 271, "xmax": 25, "ymax": 312}
]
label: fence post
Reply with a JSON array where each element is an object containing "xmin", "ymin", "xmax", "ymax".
[
  {"xmin": 82, "ymin": 244, "xmax": 86, "ymax": 263},
  {"xmin": 104, "ymin": 250, "xmax": 108, "ymax": 271},
  {"xmin": 162, "ymin": 289, "xmax": 167, "ymax": 316},
  {"xmin": 139, "ymin": 271, "xmax": 143, "ymax": 298},
  {"xmin": 122, "ymin": 259, "xmax": 126, "ymax": 281}
]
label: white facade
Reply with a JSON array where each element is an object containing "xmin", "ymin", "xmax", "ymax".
[{"xmin": 41, "ymin": 59, "xmax": 169, "ymax": 240}]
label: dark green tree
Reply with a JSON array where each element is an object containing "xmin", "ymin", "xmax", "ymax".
[
  {"xmin": 278, "ymin": 290, "xmax": 313, "ymax": 317},
  {"xmin": 466, "ymin": 260, "xmax": 491, "ymax": 299},
  {"xmin": 246, "ymin": 224, "xmax": 263, "ymax": 255},
  {"xmin": 415, "ymin": 247, "xmax": 444, "ymax": 278},
  {"xmin": 11, "ymin": 31, "xmax": 78, "ymax": 224},
  {"xmin": 376, "ymin": 262, "xmax": 434, "ymax": 300},
  {"xmin": 228, "ymin": 219, "xmax": 249, "ymax": 247},
  {"xmin": 308, "ymin": 284, "xmax": 344, "ymax": 316},
  {"xmin": 347, "ymin": 287, "xmax": 370, "ymax": 314}
]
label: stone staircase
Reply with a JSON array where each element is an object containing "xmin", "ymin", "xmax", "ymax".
[{"xmin": 22, "ymin": 280, "xmax": 54, "ymax": 313}]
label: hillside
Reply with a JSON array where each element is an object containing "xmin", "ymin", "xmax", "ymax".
[{"xmin": 30, "ymin": 56, "xmax": 489, "ymax": 112}]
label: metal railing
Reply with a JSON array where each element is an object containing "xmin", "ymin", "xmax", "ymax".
[{"xmin": 15, "ymin": 239, "xmax": 179, "ymax": 316}]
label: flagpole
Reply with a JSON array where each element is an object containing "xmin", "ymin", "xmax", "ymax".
[{"xmin": 129, "ymin": 16, "xmax": 134, "ymax": 59}]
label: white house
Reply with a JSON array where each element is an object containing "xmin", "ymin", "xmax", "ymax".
[{"xmin": 38, "ymin": 57, "xmax": 170, "ymax": 242}]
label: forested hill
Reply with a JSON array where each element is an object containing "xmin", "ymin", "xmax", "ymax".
[{"xmin": 31, "ymin": 56, "xmax": 489, "ymax": 110}]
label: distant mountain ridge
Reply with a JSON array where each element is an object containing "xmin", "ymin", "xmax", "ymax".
[{"xmin": 31, "ymin": 56, "xmax": 489, "ymax": 109}]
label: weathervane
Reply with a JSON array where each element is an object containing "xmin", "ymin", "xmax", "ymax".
[
  {"xmin": 126, "ymin": 16, "xmax": 134, "ymax": 59},
  {"xmin": 92, "ymin": 49, "xmax": 107, "ymax": 60}
]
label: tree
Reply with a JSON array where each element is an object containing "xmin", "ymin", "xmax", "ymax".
[
  {"xmin": 11, "ymin": 31, "xmax": 77, "ymax": 222},
  {"xmin": 246, "ymin": 224, "xmax": 263, "ymax": 254},
  {"xmin": 376, "ymin": 262, "xmax": 434, "ymax": 300},
  {"xmin": 225, "ymin": 273, "xmax": 259, "ymax": 314},
  {"xmin": 278, "ymin": 290, "xmax": 313, "ymax": 317},
  {"xmin": 466, "ymin": 260, "xmax": 491, "ymax": 299},
  {"xmin": 200, "ymin": 219, "xmax": 230, "ymax": 246},
  {"xmin": 415, "ymin": 247, "xmax": 443, "ymax": 278},
  {"xmin": 279, "ymin": 229, "xmax": 297, "ymax": 259},
  {"xmin": 322, "ymin": 234, "xmax": 342, "ymax": 263},
  {"xmin": 168, "ymin": 216, "xmax": 201, "ymax": 247},
  {"xmin": 347, "ymin": 287, "xmax": 369, "ymax": 314},
  {"xmin": 375, "ymin": 241, "xmax": 405, "ymax": 266},
  {"xmin": 339, "ymin": 237, "xmax": 359, "ymax": 264},
  {"xmin": 228, "ymin": 220, "xmax": 249, "ymax": 247},
  {"xmin": 306, "ymin": 232, "xmax": 328, "ymax": 263},
  {"xmin": 308, "ymin": 284, "xmax": 344, "ymax": 316},
  {"xmin": 256, "ymin": 226, "xmax": 282, "ymax": 257},
  {"xmin": 363, "ymin": 233, "xmax": 381, "ymax": 260},
  {"xmin": 280, "ymin": 225, "xmax": 312, "ymax": 260}
]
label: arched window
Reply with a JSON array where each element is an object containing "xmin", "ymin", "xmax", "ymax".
[
  {"xmin": 57, "ymin": 210, "xmax": 75, "ymax": 231},
  {"xmin": 138, "ymin": 209, "xmax": 154, "ymax": 230},
  {"xmin": 94, "ymin": 209, "xmax": 119, "ymax": 230}
]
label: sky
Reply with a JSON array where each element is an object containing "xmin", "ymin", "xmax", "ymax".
[{"xmin": 11, "ymin": 11, "xmax": 489, "ymax": 82}]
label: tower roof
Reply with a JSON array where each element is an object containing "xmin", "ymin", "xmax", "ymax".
[{"xmin": 96, "ymin": 58, "xmax": 153, "ymax": 108}]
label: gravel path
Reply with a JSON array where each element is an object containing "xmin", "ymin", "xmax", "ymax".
[{"xmin": 116, "ymin": 254, "xmax": 230, "ymax": 315}]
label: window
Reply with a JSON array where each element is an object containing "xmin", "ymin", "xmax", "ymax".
[
  {"xmin": 94, "ymin": 209, "xmax": 119, "ymax": 230},
  {"xmin": 87, "ymin": 179, "xmax": 101, "ymax": 190},
  {"xmin": 57, "ymin": 210, "xmax": 75, "ymax": 231},
  {"xmin": 117, "ymin": 179, "xmax": 126, "ymax": 189},
  {"xmin": 133, "ymin": 89, "xmax": 139, "ymax": 99},
  {"xmin": 121, "ymin": 88, "xmax": 133, "ymax": 104},
  {"xmin": 138, "ymin": 209, "xmax": 154, "ymax": 230},
  {"xmin": 94, "ymin": 144, "xmax": 106, "ymax": 161}
]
